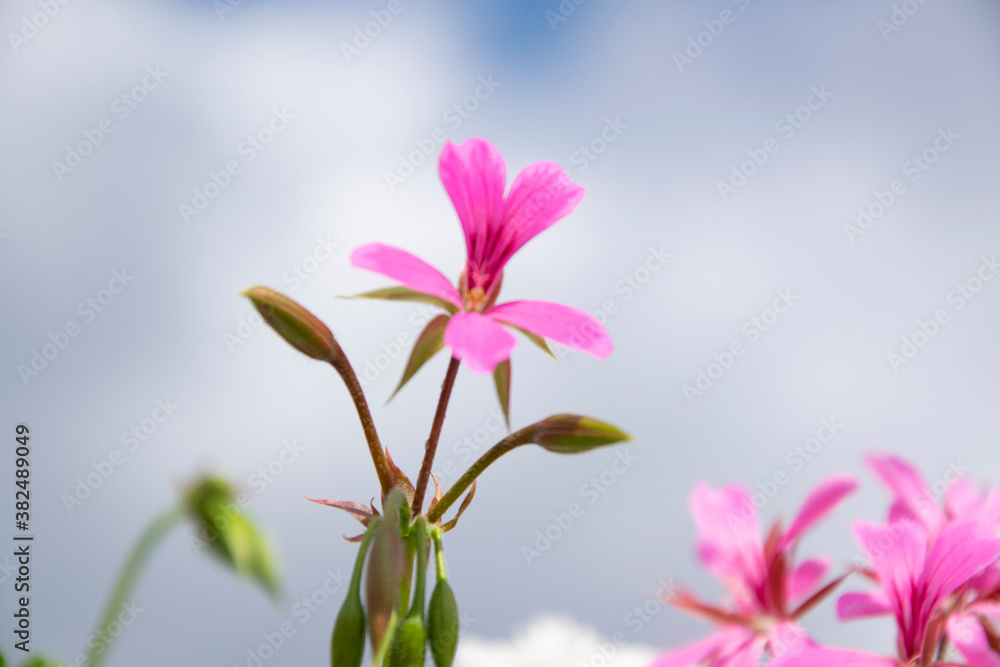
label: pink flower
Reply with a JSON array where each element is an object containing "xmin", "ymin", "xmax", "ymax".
[
  {"xmin": 866, "ymin": 454, "xmax": 1000, "ymax": 539},
  {"xmin": 784, "ymin": 519, "xmax": 1000, "ymax": 667},
  {"xmin": 650, "ymin": 475, "xmax": 858, "ymax": 666},
  {"xmin": 351, "ymin": 138, "xmax": 612, "ymax": 373}
]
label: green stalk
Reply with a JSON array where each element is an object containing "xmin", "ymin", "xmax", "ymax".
[
  {"xmin": 85, "ymin": 505, "xmax": 184, "ymax": 667},
  {"xmin": 426, "ymin": 425, "xmax": 537, "ymax": 524}
]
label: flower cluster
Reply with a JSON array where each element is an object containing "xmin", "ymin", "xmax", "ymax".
[
  {"xmin": 654, "ymin": 455, "xmax": 1000, "ymax": 667},
  {"xmin": 244, "ymin": 137, "xmax": 628, "ymax": 666}
]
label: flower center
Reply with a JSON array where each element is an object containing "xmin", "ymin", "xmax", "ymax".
[{"xmin": 465, "ymin": 287, "xmax": 488, "ymax": 312}]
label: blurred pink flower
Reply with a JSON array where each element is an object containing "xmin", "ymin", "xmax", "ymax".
[
  {"xmin": 784, "ymin": 519, "xmax": 1000, "ymax": 667},
  {"xmin": 650, "ymin": 475, "xmax": 858, "ymax": 667},
  {"xmin": 351, "ymin": 137, "xmax": 612, "ymax": 373}
]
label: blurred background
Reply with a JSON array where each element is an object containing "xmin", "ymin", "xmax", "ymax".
[{"xmin": 2, "ymin": 0, "xmax": 1000, "ymax": 665}]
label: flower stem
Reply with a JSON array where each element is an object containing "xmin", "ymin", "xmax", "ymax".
[
  {"xmin": 85, "ymin": 504, "xmax": 184, "ymax": 667},
  {"xmin": 426, "ymin": 425, "xmax": 537, "ymax": 523},
  {"xmin": 327, "ymin": 349, "xmax": 392, "ymax": 496},
  {"xmin": 412, "ymin": 357, "xmax": 461, "ymax": 515}
]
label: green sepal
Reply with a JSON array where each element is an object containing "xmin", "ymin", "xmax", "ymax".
[
  {"xmin": 509, "ymin": 325, "xmax": 555, "ymax": 359},
  {"xmin": 342, "ymin": 287, "xmax": 458, "ymax": 315},
  {"xmin": 492, "ymin": 359, "xmax": 511, "ymax": 429},
  {"xmin": 389, "ymin": 314, "xmax": 450, "ymax": 402}
]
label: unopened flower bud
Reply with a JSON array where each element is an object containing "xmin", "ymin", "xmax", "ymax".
[
  {"xmin": 427, "ymin": 579, "xmax": 459, "ymax": 667},
  {"xmin": 385, "ymin": 615, "xmax": 427, "ymax": 667},
  {"xmin": 184, "ymin": 475, "xmax": 280, "ymax": 597},
  {"xmin": 533, "ymin": 414, "xmax": 630, "ymax": 454},
  {"xmin": 242, "ymin": 286, "xmax": 339, "ymax": 362}
]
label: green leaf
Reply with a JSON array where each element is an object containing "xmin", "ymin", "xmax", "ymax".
[
  {"xmin": 342, "ymin": 287, "xmax": 458, "ymax": 315},
  {"xmin": 492, "ymin": 360, "xmax": 511, "ymax": 428},
  {"xmin": 390, "ymin": 314, "xmax": 450, "ymax": 401},
  {"xmin": 508, "ymin": 325, "xmax": 555, "ymax": 359},
  {"xmin": 242, "ymin": 286, "xmax": 338, "ymax": 362},
  {"xmin": 533, "ymin": 415, "xmax": 631, "ymax": 454}
]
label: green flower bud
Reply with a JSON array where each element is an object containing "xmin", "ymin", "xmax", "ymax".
[
  {"xmin": 185, "ymin": 475, "xmax": 280, "ymax": 597},
  {"xmin": 367, "ymin": 490, "xmax": 408, "ymax": 657},
  {"xmin": 385, "ymin": 614, "xmax": 426, "ymax": 667},
  {"xmin": 331, "ymin": 587, "xmax": 366, "ymax": 667},
  {"xmin": 533, "ymin": 414, "xmax": 630, "ymax": 454},
  {"xmin": 242, "ymin": 286, "xmax": 340, "ymax": 362},
  {"xmin": 426, "ymin": 579, "xmax": 459, "ymax": 667}
]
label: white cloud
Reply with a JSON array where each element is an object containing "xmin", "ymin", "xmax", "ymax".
[{"xmin": 456, "ymin": 615, "xmax": 657, "ymax": 667}]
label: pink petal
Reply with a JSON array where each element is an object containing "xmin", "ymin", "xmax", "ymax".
[
  {"xmin": 718, "ymin": 636, "xmax": 766, "ymax": 667},
  {"xmin": 921, "ymin": 521, "xmax": 1000, "ymax": 613},
  {"xmin": 783, "ymin": 475, "xmax": 858, "ymax": 547},
  {"xmin": 351, "ymin": 243, "xmax": 462, "ymax": 308},
  {"xmin": 948, "ymin": 613, "xmax": 1000, "ymax": 667},
  {"xmin": 649, "ymin": 628, "xmax": 752, "ymax": 667},
  {"xmin": 970, "ymin": 563, "xmax": 1000, "ymax": 594},
  {"xmin": 779, "ymin": 648, "xmax": 896, "ymax": 667},
  {"xmin": 766, "ymin": 623, "xmax": 812, "ymax": 663},
  {"xmin": 443, "ymin": 311, "xmax": 516, "ymax": 374},
  {"xmin": 487, "ymin": 300, "xmax": 612, "ymax": 360},
  {"xmin": 852, "ymin": 520, "xmax": 927, "ymax": 621},
  {"xmin": 688, "ymin": 484, "xmax": 765, "ymax": 593},
  {"xmin": 497, "ymin": 160, "xmax": 584, "ymax": 262},
  {"xmin": 837, "ymin": 591, "xmax": 892, "ymax": 620},
  {"xmin": 438, "ymin": 138, "xmax": 506, "ymax": 262},
  {"xmin": 787, "ymin": 558, "xmax": 830, "ymax": 602},
  {"xmin": 946, "ymin": 477, "xmax": 984, "ymax": 521},
  {"xmin": 866, "ymin": 454, "xmax": 945, "ymax": 537}
]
